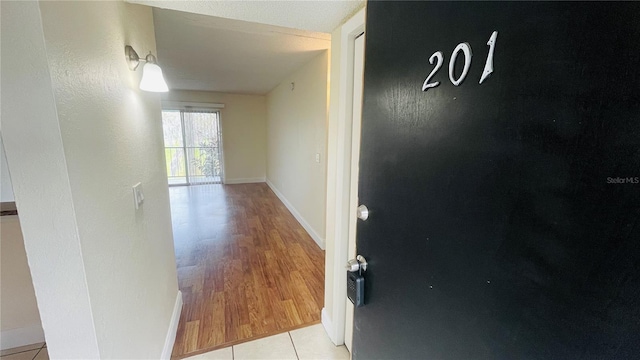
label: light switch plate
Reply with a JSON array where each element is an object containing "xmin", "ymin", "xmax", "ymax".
[
  {"xmin": 133, "ymin": 182, "xmax": 144, "ymax": 209},
  {"xmin": 315, "ymin": 153, "xmax": 321, "ymax": 163}
]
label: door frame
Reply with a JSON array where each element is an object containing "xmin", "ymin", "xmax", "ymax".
[
  {"xmin": 344, "ymin": 32, "xmax": 365, "ymax": 351},
  {"xmin": 322, "ymin": 8, "xmax": 365, "ymax": 346}
]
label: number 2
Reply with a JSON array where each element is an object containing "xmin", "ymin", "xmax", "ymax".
[{"xmin": 422, "ymin": 51, "xmax": 443, "ymax": 92}]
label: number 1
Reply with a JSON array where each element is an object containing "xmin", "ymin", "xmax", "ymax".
[{"xmin": 479, "ymin": 31, "xmax": 498, "ymax": 84}]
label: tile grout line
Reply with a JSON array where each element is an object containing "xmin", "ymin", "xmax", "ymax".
[
  {"xmin": 1, "ymin": 350, "xmax": 33, "ymax": 358},
  {"xmin": 31, "ymin": 347, "xmax": 43, "ymax": 360},
  {"xmin": 288, "ymin": 332, "xmax": 300, "ymax": 360},
  {"xmin": 0, "ymin": 345, "xmax": 44, "ymax": 358}
]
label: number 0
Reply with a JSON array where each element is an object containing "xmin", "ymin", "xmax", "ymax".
[{"xmin": 448, "ymin": 42, "xmax": 472, "ymax": 86}]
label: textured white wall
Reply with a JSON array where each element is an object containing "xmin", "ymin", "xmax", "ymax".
[
  {"xmin": 0, "ymin": 216, "xmax": 44, "ymax": 349},
  {"xmin": 1, "ymin": 1, "xmax": 101, "ymax": 357},
  {"xmin": 1, "ymin": 1, "xmax": 179, "ymax": 358},
  {"xmin": 1, "ymin": 133, "xmax": 42, "ymax": 350},
  {"xmin": 266, "ymin": 52, "xmax": 329, "ymax": 246},
  {"xmin": 39, "ymin": 1, "xmax": 179, "ymax": 357},
  {"xmin": 163, "ymin": 90, "xmax": 267, "ymax": 184}
]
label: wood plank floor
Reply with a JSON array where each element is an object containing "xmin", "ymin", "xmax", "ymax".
[{"xmin": 169, "ymin": 183, "xmax": 325, "ymax": 359}]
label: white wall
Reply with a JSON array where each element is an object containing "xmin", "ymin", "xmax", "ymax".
[
  {"xmin": 1, "ymin": 1, "xmax": 100, "ymax": 357},
  {"xmin": 0, "ymin": 216, "xmax": 44, "ymax": 349},
  {"xmin": 163, "ymin": 91, "xmax": 267, "ymax": 184},
  {"xmin": 266, "ymin": 51, "xmax": 329, "ymax": 249},
  {"xmin": 1, "ymin": 1, "xmax": 180, "ymax": 358},
  {"xmin": 1, "ymin": 134, "xmax": 44, "ymax": 350}
]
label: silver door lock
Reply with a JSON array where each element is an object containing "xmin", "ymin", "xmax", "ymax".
[{"xmin": 346, "ymin": 255, "xmax": 368, "ymax": 272}]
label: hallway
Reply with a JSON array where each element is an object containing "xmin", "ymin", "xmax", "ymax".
[{"xmin": 170, "ymin": 184, "xmax": 325, "ymax": 358}]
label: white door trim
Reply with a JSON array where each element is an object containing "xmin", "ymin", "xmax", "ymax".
[
  {"xmin": 344, "ymin": 32, "xmax": 365, "ymax": 351},
  {"xmin": 322, "ymin": 8, "xmax": 366, "ymax": 347}
]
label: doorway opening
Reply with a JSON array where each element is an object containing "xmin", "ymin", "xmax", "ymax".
[{"xmin": 162, "ymin": 109, "xmax": 224, "ymax": 186}]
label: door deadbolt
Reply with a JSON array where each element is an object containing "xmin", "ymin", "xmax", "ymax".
[
  {"xmin": 346, "ymin": 255, "xmax": 368, "ymax": 272},
  {"xmin": 357, "ymin": 204, "xmax": 369, "ymax": 221}
]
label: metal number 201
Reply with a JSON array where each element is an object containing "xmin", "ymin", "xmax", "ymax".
[{"xmin": 422, "ymin": 31, "xmax": 498, "ymax": 92}]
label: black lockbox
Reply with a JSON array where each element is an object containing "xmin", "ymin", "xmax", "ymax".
[{"xmin": 347, "ymin": 271, "xmax": 365, "ymax": 307}]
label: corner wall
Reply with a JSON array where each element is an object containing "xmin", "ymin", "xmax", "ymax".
[
  {"xmin": 0, "ymin": 216, "xmax": 44, "ymax": 349},
  {"xmin": 1, "ymin": 1, "xmax": 180, "ymax": 358},
  {"xmin": 162, "ymin": 91, "xmax": 267, "ymax": 184},
  {"xmin": 1, "ymin": 1, "xmax": 100, "ymax": 356},
  {"xmin": 0, "ymin": 137, "xmax": 41, "ymax": 350},
  {"xmin": 265, "ymin": 51, "xmax": 330, "ymax": 249}
]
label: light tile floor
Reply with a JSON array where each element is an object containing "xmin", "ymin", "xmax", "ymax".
[
  {"xmin": 185, "ymin": 324, "xmax": 350, "ymax": 360},
  {"xmin": 0, "ymin": 324, "xmax": 344, "ymax": 360},
  {"xmin": 0, "ymin": 343, "xmax": 48, "ymax": 360}
]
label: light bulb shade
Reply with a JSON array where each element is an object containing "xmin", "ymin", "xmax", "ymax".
[{"xmin": 139, "ymin": 63, "xmax": 169, "ymax": 92}]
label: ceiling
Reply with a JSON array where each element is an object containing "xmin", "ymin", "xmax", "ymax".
[
  {"xmin": 128, "ymin": 1, "xmax": 365, "ymax": 94},
  {"xmin": 129, "ymin": 0, "xmax": 364, "ymax": 34}
]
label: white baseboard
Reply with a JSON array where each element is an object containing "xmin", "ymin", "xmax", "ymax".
[
  {"xmin": 321, "ymin": 308, "xmax": 339, "ymax": 345},
  {"xmin": 160, "ymin": 291, "xmax": 183, "ymax": 360},
  {"xmin": 224, "ymin": 177, "xmax": 266, "ymax": 184},
  {"xmin": 265, "ymin": 179, "xmax": 325, "ymax": 250},
  {"xmin": 0, "ymin": 325, "xmax": 45, "ymax": 350}
]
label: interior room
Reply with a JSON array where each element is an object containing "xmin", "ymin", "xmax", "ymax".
[
  {"xmin": 147, "ymin": 8, "xmax": 332, "ymax": 357},
  {"xmin": 2, "ymin": 1, "xmax": 639, "ymax": 360},
  {"xmin": 1, "ymin": 1, "xmax": 362, "ymax": 359}
]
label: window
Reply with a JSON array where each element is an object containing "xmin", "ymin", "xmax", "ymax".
[{"xmin": 161, "ymin": 110, "xmax": 224, "ymax": 185}]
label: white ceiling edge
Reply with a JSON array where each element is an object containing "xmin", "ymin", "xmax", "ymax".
[
  {"xmin": 127, "ymin": 0, "xmax": 365, "ymax": 34},
  {"xmin": 152, "ymin": 7, "xmax": 332, "ymax": 94},
  {"xmin": 153, "ymin": 6, "xmax": 332, "ymax": 42}
]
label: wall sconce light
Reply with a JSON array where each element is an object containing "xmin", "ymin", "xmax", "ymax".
[{"xmin": 125, "ymin": 45, "xmax": 169, "ymax": 92}]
